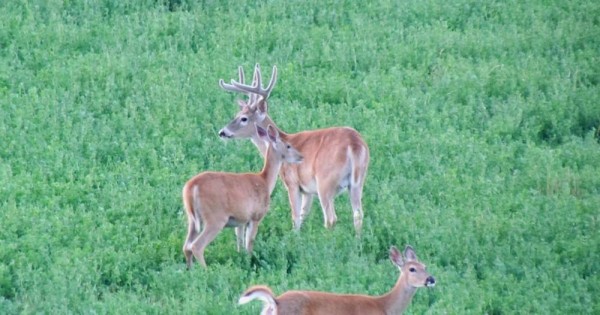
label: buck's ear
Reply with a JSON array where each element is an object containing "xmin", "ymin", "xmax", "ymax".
[
  {"xmin": 389, "ymin": 246, "xmax": 404, "ymax": 267},
  {"xmin": 256, "ymin": 124, "xmax": 268, "ymax": 140},
  {"xmin": 404, "ymin": 245, "xmax": 418, "ymax": 262},
  {"xmin": 256, "ymin": 98, "xmax": 268, "ymax": 118}
]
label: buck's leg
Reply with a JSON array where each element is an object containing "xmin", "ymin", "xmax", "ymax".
[
  {"xmin": 183, "ymin": 219, "xmax": 198, "ymax": 269},
  {"xmin": 349, "ymin": 184, "xmax": 364, "ymax": 236},
  {"xmin": 191, "ymin": 223, "xmax": 224, "ymax": 268},
  {"xmin": 244, "ymin": 220, "xmax": 259, "ymax": 253},
  {"xmin": 300, "ymin": 193, "xmax": 314, "ymax": 222},
  {"xmin": 286, "ymin": 185, "xmax": 303, "ymax": 230},
  {"xmin": 235, "ymin": 226, "xmax": 245, "ymax": 252}
]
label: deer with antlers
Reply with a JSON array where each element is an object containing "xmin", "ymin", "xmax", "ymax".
[
  {"xmin": 182, "ymin": 124, "xmax": 303, "ymax": 268},
  {"xmin": 239, "ymin": 245, "xmax": 436, "ymax": 315},
  {"xmin": 218, "ymin": 64, "xmax": 369, "ymax": 235}
]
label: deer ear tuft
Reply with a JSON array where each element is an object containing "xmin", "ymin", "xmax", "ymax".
[
  {"xmin": 256, "ymin": 98, "xmax": 268, "ymax": 114},
  {"xmin": 255, "ymin": 124, "xmax": 267, "ymax": 139},
  {"xmin": 389, "ymin": 246, "xmax": 404, "ymax": 267},
  {"xmin": 267, "ymin": 125, "xmax": 278, "ymax": 143},
  {"xmin": 404, "ymin": 246, "xmax": 418, "ymax": 262}
]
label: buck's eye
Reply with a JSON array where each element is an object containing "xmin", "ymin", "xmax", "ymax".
[
  {"xmin": 287, "ymin": 145, "xmax": 291, "ymax": 149},
  {"xmin": 240, "ymin": 117, "xmax": 248, "ymax": 122},
  {"xmin": 409, "ymin": 267, "xmax": 416, "ymax": 272}
]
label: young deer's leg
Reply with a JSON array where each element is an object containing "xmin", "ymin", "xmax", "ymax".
[
  {"xmin": 191, "ymin": 222, "xmax": 225, "ymax": 268},
  {"xmin": 183, "ymin": 219, "xmax": 198, "ymax": 268}
]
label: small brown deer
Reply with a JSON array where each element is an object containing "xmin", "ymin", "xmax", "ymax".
[
  {"xmin": 182, "ymin": 124, "xmax": 303, "ymax": 268},
  {"xmin": 219, "ymin": 64, "xmax": 369, "ymax": 235},
  {"xmin": 239, "ymin": 245, "xmax": 435, "ymax": 315}
]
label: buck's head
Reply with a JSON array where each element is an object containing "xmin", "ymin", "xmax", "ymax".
[
  {"xmin": 219, "ymin": 64, "xmax": 277, "ymax": 140},
  {"xmin": 390, "ymin": 245, "xmax": 436, "ymax": 288}
]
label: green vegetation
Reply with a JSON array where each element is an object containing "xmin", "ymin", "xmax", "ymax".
[{"xmin": 1, "ymin": 0, "xmax": 598, "ymax": 313}]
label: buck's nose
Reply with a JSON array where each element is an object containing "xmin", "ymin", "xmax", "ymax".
[
  {"xmin": 425, "ymin": 276, "xmax": 436, "ymax": 287},
  {"xmin": 219, "ymin": 129, "xmax": 231, "ymax": 138}
]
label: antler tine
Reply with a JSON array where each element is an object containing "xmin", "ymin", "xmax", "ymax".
[
  {"xmin": 219, "ymin": 79, "xmax": 250, "ymax": 94},
  {"xmin": 219, "ymin": 65, "xmax": 250, "ymax": 94},
  {"xmin": 235, "ymin": 65, "xmax": 258, "ymax": 104},
  {"xmin": 248, "ymin": 64, "xmax": 262, "ymax": 104},
  {"xmin": 264, "ymin": 65, "xmax": 277, "ymax": 98},
  {"xmin": 230, "ymin": 80, "xmax": 267, "ymax": 97},
  {"xmin": 220, "ymin": 64, "xmax": 277, "ymax": 100},
  {"xmin": 253, "ymin": 63, "xmax": 262, "ymax": 92},
  {"xmin": 238, "ymin": 66, "xmax": 245, "ymax": 85}
]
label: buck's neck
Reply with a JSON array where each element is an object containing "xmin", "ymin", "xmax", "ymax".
[
  {"xmin": 259, "ymin": 143, "xmax": 283, "ymax": 195},
  {"xmin": 376, "ymin": 273, "xmax": 418, "ymax": 314}
]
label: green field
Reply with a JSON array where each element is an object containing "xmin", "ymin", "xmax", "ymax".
[{"xmin": 1, "ymin": 0, "xmax": 598, "ymax": 314}]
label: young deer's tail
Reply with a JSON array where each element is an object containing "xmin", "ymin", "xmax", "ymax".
[
  {"xmin": 192, "ymin": 186, "xmax": 201, "ymax": 232},
  {"xmin": 183, "ymin": 185, "xmax": 202, "ymax": 233},
  {"xmin": 239, "ymin": 285, "xmax": 277, "ymax": 315}
]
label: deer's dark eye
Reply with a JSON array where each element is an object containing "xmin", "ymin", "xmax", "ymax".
[
  {"xmin": 287, "ymin": 145, "xmax": 291, "ymax": 149},
  {"xmin": 409, "ymin": 267, "xmax": 416, "ymax": 272},
  {"xmin": 240, "ymin": 117, "xmax": 248, "ymax": 122}
]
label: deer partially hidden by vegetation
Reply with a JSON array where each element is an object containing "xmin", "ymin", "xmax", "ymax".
[
  {"xmin": 219, "ymin": 64, "xmax": 369, "ymax": 235},
  {"xmin": 239, "ymin": 245, "xmax": 435, "ymax": 315},
  {"xmin": 182, "ymin": 124, "xmax": 303, "ymax": 268}
]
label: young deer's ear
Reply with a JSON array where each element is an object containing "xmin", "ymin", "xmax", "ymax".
[
  {"xmin": 389, "ymin": 246, "xmax": 405, "ymax": 267},
  {"xmin": 404, "ymin": 245, "xmax": 418, "ymax": 262},
  {"xmin": 255, "ymin": 124, "xmax": 268, "ymax": 140},
  {"xmin": 266, "ymin": 125, "xmax": 278, "ymax": 143}
]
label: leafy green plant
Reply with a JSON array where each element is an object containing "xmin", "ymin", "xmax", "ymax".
[{"xmin": 0, "ymin": 0, "xmax": 598, "ymax": 314}]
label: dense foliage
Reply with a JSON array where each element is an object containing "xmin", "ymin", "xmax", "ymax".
[{"xmin": 1, "ymin": 0, "xmax": 598, "ymax": 313}]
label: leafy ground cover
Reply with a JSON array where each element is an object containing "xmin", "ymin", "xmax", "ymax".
[{"xmin": 0, "ymin": 0, "xmax": 598, "ymax": 314}]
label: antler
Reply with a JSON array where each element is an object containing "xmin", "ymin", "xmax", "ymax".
[{"xmin": 219, "ymin": 64, "xmax": 278, "ymax": 102}]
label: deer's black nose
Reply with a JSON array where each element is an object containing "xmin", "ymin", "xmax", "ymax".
[
  {"xmin": 219, "ymin": 129, "xmax": 232, "ymax": 138},
  {"xmin": 425, "ymin": 276, "xmax": 436, "ymax": 287}
]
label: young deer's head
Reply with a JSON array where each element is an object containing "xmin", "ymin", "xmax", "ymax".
[
  {"xmin": 219, "ymin": 64, "xmax": 277, "ymax": 139},
  {"xmin": 256, "ymin": 124, "xmax": 303, "ymax": 164},
  {"xmin": 390, "ymin": 246, "xmax": 436, "ymax": 288}
]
